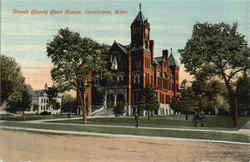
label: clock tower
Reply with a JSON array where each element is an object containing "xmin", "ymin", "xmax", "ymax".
[
  {"xmin": 130, "ymin": 3, "xmax": 151, "ymax": 50},
  {"xmin": 129, "ymin": 3, "xmax": 155, "ymax": 107}
]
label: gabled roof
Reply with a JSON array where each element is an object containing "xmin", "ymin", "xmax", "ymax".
[
  {"xmin": 153, "ymin": 53, "xmax": 180, "ymax": 68},
  {"xmin": 111, "ymin": 41, "xmax": 129, "ymax": 55}
]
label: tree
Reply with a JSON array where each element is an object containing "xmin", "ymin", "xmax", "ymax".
[
  {"xmin": 45, "ymin": 86, "xmax": 60, "ymax": 110},
  {"xmin": 0, "ymin": 55, "xmax": 25, "ymax": 105},
  {"xmin": 137, "ymin": 87, "xmax": 159, "ymax": 120},
  {"xmin": 113, "ymin": 101, "xmax": 125, "ymax": 117},
  {"xmin": 33, "ymin": 104, "xmax": 39, "ymax": 112},
  {"xmin": 180, "ymin": 79, "xmax": 188, "ymax": 89},
  {"xmin": 6, "ymin": 85, "xmax": 32, "ymax": 114},
  {"xmin": 175, "ymin": 87, "xmax": 199, "ymax": 120},
  {"xmin": 47, "ymin": 28, "xmax": 112, "ymax": 123},
  {"xmin": 236, "ymin": 73, "xmax": 250, "ymax": 115},
  {"xmin": 179, "ymin": 22, "xmax": 250, "ymax": 127},
  {"xmin": 61, "ymin": 94, "xmax": 76, "ymax": 113},
  {"xmin": 113, "ymin": 94, "xmax": 125, "ymax": 117}
]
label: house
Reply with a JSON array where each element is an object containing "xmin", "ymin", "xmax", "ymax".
[{"xmin": 37, "ymin": 83, "xmax": 61, "ymax": 114}]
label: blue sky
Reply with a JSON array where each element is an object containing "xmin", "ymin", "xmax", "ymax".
[{"xmin": 1, "ymin": 0, "xmax": 250, "ymax": 89}]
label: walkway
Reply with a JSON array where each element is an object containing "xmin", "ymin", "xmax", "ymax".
[
  {"xmin": 1, "ymin": 116, "xmax": 250, "ymax": 145},
  {"xmin": 0, "ymin": 125, "xmax": 249, "ymax": 145},
  {"xmin": 2, "ymin": 116, "xmax": 249, "ymax": 134}
]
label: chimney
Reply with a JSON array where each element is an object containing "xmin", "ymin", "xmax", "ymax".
[
  {"xmin": 163, "ymin": 49, "xmax": 168, "ymax": 59},
  {"xmin": 150, "ymin": 40, "xmax": 154, "ymax": 62}
]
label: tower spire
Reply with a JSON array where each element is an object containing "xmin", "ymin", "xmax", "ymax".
[{"xmin": 139, "ymin": 2, "xmax": 142, "ymax": 12}]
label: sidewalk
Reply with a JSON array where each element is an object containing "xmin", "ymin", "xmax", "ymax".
[
  {"xmin": 35, "ymin": 120, "xmax": 240, "ymax": 134},
  {"xmin": 239, "ymin": 119, "xmax": 250, "ymax": 136},
  {"xmin": 0, "ymin": 125, "xmax": 249, "ymax": 145},
  {"xmin": 1, "ymin": 117, "xmax": 250, "ymax": 145},
  {"xmin": 12, "ymin": 117, "xmax": 240, "ymax": 134},
  {"xmin": 2, "ymin": 117, "xmax": 247, "ymax": 134}
]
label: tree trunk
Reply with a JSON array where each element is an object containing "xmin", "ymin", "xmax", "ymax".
[
  {"xmin": 185, "ymin": 112, "xmax": 188, "ymax": 120},
  {"xmin": 231, "ymin": 95, "xmax": 238, "ymax": 128},
  {"xmin": 225, "ymin": 82, "xmax": 238, "ymax": 128},
  {"xmin": 148, "ymin": 111, "xmax": 150, "ymax": 120},
  {"xmin": 77, "ymin": 80, "xmax": 87, "ymax": 124},
  {"xmin": 79, "ymin": 92, "xmax": 87, "ymax": 124}
]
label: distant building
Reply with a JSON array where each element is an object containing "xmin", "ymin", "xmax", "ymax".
[{"xmin": 37, "ymin": 83, "xmax": 61, "ymax": 114}]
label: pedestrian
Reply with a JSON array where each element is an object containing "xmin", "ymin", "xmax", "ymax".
[
  {"xmin": 192, "ymin": 110, "xmax": 199, "ymax": 127},
  {"xmin": 200, "ymin": 110, "xmax": 205, "ymax": 127},
  {"xmin": 135, "ymin": 113, "xmax": 139, "ymax": 128}
]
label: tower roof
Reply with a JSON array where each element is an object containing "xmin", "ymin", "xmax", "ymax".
[
  {"xmin": 131, "ymin": 3, "xmax": 146, "ymax": 26},
  {"xmin": 168, "ymin": 49, "xmax": 180, "ymax": 68}
]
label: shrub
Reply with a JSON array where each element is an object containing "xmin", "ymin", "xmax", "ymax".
[{"xmin": 40, "ymin": 111, "xmax": 51, "ymax": 115}]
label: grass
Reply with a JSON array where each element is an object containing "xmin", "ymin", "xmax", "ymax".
[
  {"xmin": 53, "ymin": 115, "xmax": 250, "ymax": 130},
  {"xmin": 0, "ymin": 121, "xmax": 249, "ymax": 143},
  {"xmin": 0, "ymin": 114, "xmax": 81, "ymax": 121}
]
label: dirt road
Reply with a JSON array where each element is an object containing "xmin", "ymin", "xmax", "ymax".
[{"xmin": 0, "ymin": 130, "xmax": 249, "ymax": 162}]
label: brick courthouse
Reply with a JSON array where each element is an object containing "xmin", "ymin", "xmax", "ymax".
[{"xmin": 84, "ymin": 4, "xmax": 180, "ymax": 116}]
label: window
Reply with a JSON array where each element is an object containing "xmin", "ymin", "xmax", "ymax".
[
  {"xmin": 111, "ymin": 56, "xmax": 118, "ymax": 70},
  {"xmin": 157, "ymin": 72, "xmax": 160, "ymax": 77},
  {"xmin": 151, "ymin": 75, "xmax": 153, "ymax": 87}
]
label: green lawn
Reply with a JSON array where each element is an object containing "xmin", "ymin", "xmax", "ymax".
[
  {"xmin": 54, "ymin": 115, "xmax": 250, "ymax": 130},
  {"xmin": 0, "ymin": 121, "xmax": 249, "ymax": 143},
  {"xmin": 0, "ymin": 114, "xmax": 81, "ymax": 121}
]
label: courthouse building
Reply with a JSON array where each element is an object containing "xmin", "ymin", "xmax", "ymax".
[{"xmin": 84, "ymin": 4, "xmax": 180, "ymax": 116}]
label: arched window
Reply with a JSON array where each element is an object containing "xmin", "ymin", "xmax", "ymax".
[{"xmin": 111, "ymin": 56, "xmax": 118, "ymax": 70}]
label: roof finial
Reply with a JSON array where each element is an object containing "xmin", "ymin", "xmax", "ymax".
[
  {"xmin": 171, "ymin": 48, "xmax": 173, "ymax": 54},
  {"xmin": 139, "ymin": 2, "xmax": 142, "ymax": 12}
]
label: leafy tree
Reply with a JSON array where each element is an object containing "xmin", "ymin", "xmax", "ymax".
[
  {"xmin": 216, "ymin": 95, "xmax": 230, "ymax": 115},
  {"xmin": 47, "ymin": 28, "xmax": 112, "ymax": 123},
  {"xmin": 236, "ymin": 73, "xmax": 250, "ymax": 115},
  {"xmin": 45, "ymin": 86, "xmax": 60, "ymax": 110},
  {"xmin": 33, "ymin": 104, "xmax": 39, "ymax": 112},
  {"xmin": 0, "ymin": 55, "xmax": 25, "ymax": 105},
  {"xmin": 179, "ymin": 22, "xmax": 250, "ymax": 127},
  {"xmin": 176, "ymin": 87, "xmax": 199, "ymax": 120},
  {"xmin": 6, "ymin": 85, "xmax": 32, "ymax": 114},
  {"xmin": 180, "ymin": 79, "xmax": 188, "ymax": 89},
  {"xmin": 137, "ymin": 87, "xmax": 159, "ymax": 120},
  {"xmin": 61, "ymin": 94, "xmax": 76, "ymax": 113},
  {"xmin": 113, "ymin": 94, "xmax": 126, "ymax": 117},
  {"xmin": 170, "ymin": 97, "xmax": 179, "ymax": 113},
  {"xmin": 106, "ymin": 94, "xmax": 115, "ymax": 110},
  {"xmin": 113, "ymin": 101, "xmax": 125, "ymax": 117}
]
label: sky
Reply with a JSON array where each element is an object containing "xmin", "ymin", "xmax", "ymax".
[{"xmin": 1, "ymin": 0, "xmax": 250, "ymax": 90}]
